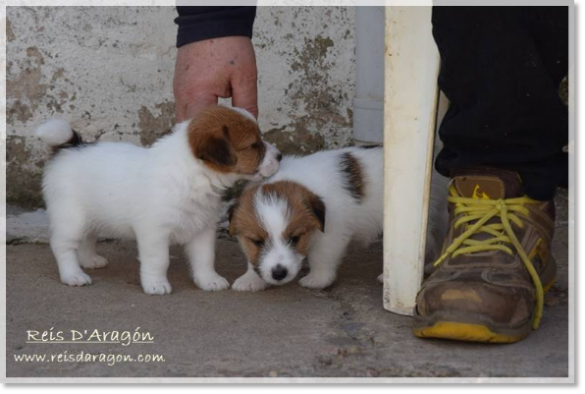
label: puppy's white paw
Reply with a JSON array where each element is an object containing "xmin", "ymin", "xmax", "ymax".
[
  {"xmin": 79, "ymin": 255, "xmax": 109, "ymax": 269},
  {"xmin": 233, "ymin": 272, "xmax": 267, "ymax": 292},
  {"xmin": 377, "ymin": 273, "xmax": 383, "ymax": 283},
  {"xmin": 299, "ymin": 272, "xmax": 335, "ymax": 289},
  {"xmin": 142, "ymin": 279, "xmax": 172, "ymax": 295},
  {"xmin": 61, "ymin": 271, "xmax": 93, "ymax": 286},
  {"xmin": 195, "ymin": 274, "xmax": 230, "ymax": 291}
]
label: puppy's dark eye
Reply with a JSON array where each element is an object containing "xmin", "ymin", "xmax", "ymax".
[
  {"xmin": 251, "ymin": 238, "xmax": 265, "ymax": 247},
  {"xmin": 289, "ymin": 236, "xmax": 300, "ymax": 246},
  {"xmin": 250, "ymin": 142, "xmax": 262, "ymax": 149}
]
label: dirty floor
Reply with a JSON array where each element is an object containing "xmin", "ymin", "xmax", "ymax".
[{"xmin": 5, "ymin": 192, "xmax": 569, "ymax": 378}]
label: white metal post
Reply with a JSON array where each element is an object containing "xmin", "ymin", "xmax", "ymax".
[{"xmin": 383, "ymin": 6, "xmax": 441, "ymax": 315}]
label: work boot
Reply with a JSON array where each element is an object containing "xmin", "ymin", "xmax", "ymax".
[{"xmin": 413, "ymin": 169, "xmax": 557, "ymax": 343}]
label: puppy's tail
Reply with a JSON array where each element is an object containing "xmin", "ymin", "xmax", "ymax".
[{"xmin": 35, "ymin": 119, "xmax": 82, "ymax": 149}]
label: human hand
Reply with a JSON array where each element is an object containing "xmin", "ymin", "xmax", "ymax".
[{"xmin": 173, "ymin": 36, "xmax": 258, "ymax": 122}]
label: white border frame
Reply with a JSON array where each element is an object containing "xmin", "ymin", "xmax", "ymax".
[{"xmin": 1, "ymin": 0, "xmax": 577, "ymax": 384}]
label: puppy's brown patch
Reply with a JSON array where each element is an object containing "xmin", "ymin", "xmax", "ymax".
[
  {"xmin": 188, "ymin": 106, "xmax": 266, "ymax": 174},
  {"xmin": 230, "ymin": 181, "xmax": 326, "ymax": 266},
  {"xmin": 228, "ymin": 184, "xmax": 268, "ymax": 265},
  {"xmin": 339, "ymin": 152, "xmax": 365, "ymax": 201}
]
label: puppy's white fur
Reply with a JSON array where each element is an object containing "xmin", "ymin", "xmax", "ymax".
[
  {"xmin": 35, "ymin": 118, "xmax": 74, "ymax": 146},
  {"xmin": 37, "ymin": 107, "xmax": 280, "ymax": 295},
  {"xmin": 233, "ymin": 146, "xmax": 448, "ymax": 290}
]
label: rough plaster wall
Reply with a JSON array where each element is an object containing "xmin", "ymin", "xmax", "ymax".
[
  {"xmin": 255, "ymin": 7, "xmax": 355, "ymax": 154},
  {"xmin": 6, "ymin": 6, "xmax": 356, "ymax": 208}
]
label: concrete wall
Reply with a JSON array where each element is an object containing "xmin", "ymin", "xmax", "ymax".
[{"xmin": 6, "ymin": 6, "xmax": 356, "ymax": 208}]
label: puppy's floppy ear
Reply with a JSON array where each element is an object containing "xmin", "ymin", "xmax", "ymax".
[
  {"xmin": 306, "ymin": 194, "xmax": 326, "ymax": 232},
  {"xmin": 228, "ymin": 201, "xmax": 239, "ymax": 237},
  {"xmin": 198, "ymin": 136, "xmax": 236, "ymax": 167},
  {"xmin": 189, "ymin": 119, "xmax": 237, "ymax": 168}
]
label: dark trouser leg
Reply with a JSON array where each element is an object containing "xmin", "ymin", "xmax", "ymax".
[{"xmin": 432, "ymin": 6, "xmax": 568, "ymax": 200}]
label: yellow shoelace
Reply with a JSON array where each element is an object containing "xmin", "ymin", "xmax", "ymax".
[{"xmin": 433, "ymin": 184, "xmax": 544, "ymax": 329}]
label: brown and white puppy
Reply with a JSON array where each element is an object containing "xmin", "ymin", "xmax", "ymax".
[
  {"xmin": 229, "ymin": 146, "xmax": 448, "ymax": 291},
  {"xmin": 230, "ymin": 181, "xmax": 325, "ymax": 286},
  {"xmin": 36, "ymin": 105, "xmax": 281, "ymax": 295}
]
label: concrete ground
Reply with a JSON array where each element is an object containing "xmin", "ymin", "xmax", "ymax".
[{"xmin": 5, "ymin": 190, "xmax": 569, "ymax": 378}]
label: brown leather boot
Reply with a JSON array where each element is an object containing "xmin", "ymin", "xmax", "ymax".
[{"xmin": 413, "ymin": 169, "xmax": 557, "ymax": 343}]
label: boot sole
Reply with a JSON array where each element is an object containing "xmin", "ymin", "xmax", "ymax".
[
  {"xmin": 412, "ymin": 259, "xmax": 557, "ymax": 344},
  {"xmin": 413, "ymin": 321, "xmax": 529, "ymax": 343}
]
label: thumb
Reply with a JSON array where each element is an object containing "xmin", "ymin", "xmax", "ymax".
[{"xmin": 231, "ymin": 73, "xmax": 259, "ymax": 119}]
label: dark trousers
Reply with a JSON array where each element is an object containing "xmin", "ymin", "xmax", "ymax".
[{"xmin": 432, "ymin": 6, "xmax": 569, "ymax": 200}]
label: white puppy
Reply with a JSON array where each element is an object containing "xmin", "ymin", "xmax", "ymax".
[
  {"xmin": 36, "ymin": 105, "xmax": 281, "ymax": 295},
  {"xmin": 229, "ymin": 146, "xmax": 448, "ymax": 291}
]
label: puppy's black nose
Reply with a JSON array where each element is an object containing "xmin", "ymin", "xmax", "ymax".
[
  {"xmin": 276, "ymin": 153, "xmax": 283, "ymax": 162},
  {"xmin": 271, "ymin": 265, "xmax": 288, "ymax": 281}
]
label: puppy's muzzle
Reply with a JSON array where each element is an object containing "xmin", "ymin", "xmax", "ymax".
[
  {"xmin": 257, "ymin": 142, "xmax": 281, "ymax": 178},
  {"xmin": 271, "ymin": 264, "xmax": 288, "ymax": 281}
]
